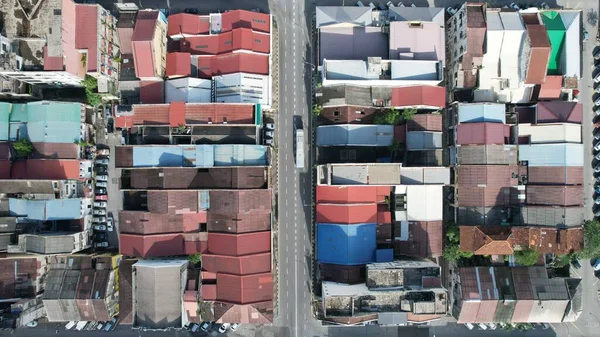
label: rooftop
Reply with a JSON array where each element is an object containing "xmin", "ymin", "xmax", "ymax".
[{"xmin": 389, "ymin": 21, "xmax": 445, "ymax": 62}]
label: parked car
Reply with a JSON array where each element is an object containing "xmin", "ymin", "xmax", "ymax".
[
  {"xmin": 75, "ymin": 321, "xmax": 89, "ymax": 331},
  {"xmin": 478, "ymin": 323, "xmax": 488, "ymax": 330},
  {"xmin": 595, "ymin": 98, "xmax": 600, "ymax": 106},
  {"xmin": 200, "ymin": 322, "xmax": 211, "ymax": 332},
  {"xmin": 107, "ymin": 216, "xmax": 114, "ymax": 231},
  {"xmin": 95, "ymin": 158, "xmax": 109, "ymax": 165},
  {"xmin": 65, "ymin": 321, "xmax": 76, "ymax": 330},
  {"xmin": 464, "ymin": 323, "xmax": 475, "ymax": 330},
  {"xmin": 94, "ymin": 216, "xmax": 107, "ymax": 223},
  {"xmin": 541, "ymin": 323, "xmax": 550, "ymax": 330},
  {"xmin": 26, "ymin": 320, "xmax": 38, "ymax": 328},
  {"xmin": 103, "ymin": 321, "xmax": 112, "ymax": 331},
  {"xmin": 96, "ymin": 175, "xmax": 109, "ymax": 182},
  {"xmin": 509, "ymin": 2, "xmax": 520, "ymax": 10},
  {"xmin": 93, "ymin": 209, "xmax": 106, "ymax": 216},
  {"xmin": 97, "ymin": 149, "xmax": 110, "ymax": 156},
  {"xmin": 218, "ymin": 323, "xmax": 231, "ymax": 333},
  {"xmin": 264, "ymin": 130, "xmax": 274, "ymax": 138},
  {"xmin": 94, "ymin": 232, "xmax": 108, "ymax": 241},
  {"xmin": 95, "ymin": 188, "xmax": 107, "ymax": 195},
  {"xmin": 95, "ymin": 242, "xmax": 109, "ymax": 248},
  {"xmin": 594, "ymin": 73, "xmax": 600, "ymax": 83},
  {"xmin": 230, "ymin": 323, "xmax": 240, "ymax": 332},
  {"xmin": 594, "ymin": 142, "xmax": 600, "ymax": 152},
  {"xmin": 94, "ymin": 201, "xmax": 107, "ymax": 208},
  {"xmin": 594, "ymin": 260, "xmax": 600, "ymax": 271},
  {"xmin": 95, "ymin": 195, "xmax": 108, "ymax": 201},
  {"xmin": 96, "ymin": 181, "xmax": 108, "ymax": 188},
  {"xmin": 265, "ymin": 123, "xmax": 274, "ymax": 130},
  {"xmin": 264, "ymin": 138, "xmax": 273, "ymax": 146},
  {"xmin": 571, "ymin": 259, "xmax": 582, "ymax": 269},
  {"xmin": 109, "ymin": 317, "xmax": 118, "ymax": 331},
  {"xmin": 96, "ymin": 322, "xmax": 104, "ymax": 330},
  {"xmin": 93, "ymin": 224, "xmax": 107, "ymax": 231},
  {"xmin": 595, "ymin": 48, "xmax": 600, "ymax": 60},
  {"xmin": 190, "ymin": 323, "xmax": 200, "ymax": 332}
]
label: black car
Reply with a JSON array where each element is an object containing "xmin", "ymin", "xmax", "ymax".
[
  {"xmin": 184, "ymin": 8, "xmax": 198, "ymax": 14},
  {"xmin": 94, "ymin": 232, "xmax": 108, "ymax": 241},
  {"xmin": 95, "ymin": 188, "xmax": 107, "ymax": 195}
]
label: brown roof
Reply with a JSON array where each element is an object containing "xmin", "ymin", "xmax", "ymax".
[
  {"xmin": 538, "ymin": 75, "xmax": 563, "ymax": 99},
  {"xmin": 213, "ymin": 301, "xmax": 273, "ymax": 324},
  {"xmin": 525, "ymin": 25, "xmax": 551, "ymax": 84},
  {"xmin": 209, "ymin": 189, "xmax": 271, "ymax": 214},
  {"xmin": 131, "ymin": 103, "xmax": 255, "ymax": 126},
  {"xmin": 0, "ymin": 257, "xmax": 39, "ymax": 299},
  {"xmin": 207, "ymin": 232, "xmax": 271, "ymax": 256},
  {"xmin": 207, "ymin": 212, "xmax": 270, "ymax": 234},
  {"xmin": 526, "ymin": 185, "xmax": 583, "ymax": 206},
  {"xmin": 393, "ymin": 221, "xmax": 443, "ymax": 258},
  {"xmin": 457, "ymin": 165, "xmax": 518, "ymax": 186},
  {"xmin": 511, "ymin": 227, "xmax": 583, "ymax": 255},
  {"xmin": 465, "ymin": 4, "xmax": 486, "ymax": 58},
  {"xmin": 147, "ymin": 190, "xmax": 199, "ymax": 214},
  {"xmin": 202, "ymin": 253, "xmax": 271, "ymax": 275},
  {"xmin": 119, "ymin": 211, "xmax": 185, "ymax": 234},
  {"xmin": 118, "ymin": 259, "xmax": 136, "ymax": 324},
  {"xmin": 460, "ymin": 226, "xmax": 514, "ymax": 255},
  {"xmin": 216, "ymin": 273, "xmax": 273, "ymax": 304},
  {"xmin": 122, "ymin": 167, "xmax": 268, "ymax": 189},
  {"xmin": 32, "ymin": 143, "xmax": 79, "ymax": 159},
  {"xmin": 526, "ymin": 166, "xmax": 583, "ymax": 185},
  {"xmin": 407, "ymin": 114, "xmax": 443, "ymax": 132},
  {"xmin": 457, "ymin": 185, "xmax": 520, "ymax": 207},
  {"xmin": 320, "ymin": 106, "xmax": 378, "ymax": 124}
]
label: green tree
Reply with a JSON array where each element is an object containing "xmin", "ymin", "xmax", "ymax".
[
  {"xmin": 13, "ymin": 139, "xmax": 33, "ymax": 157},
  {"xmin": 113, "ymin": 55, "xmax": 121, "ymax": 63},
  {"xmin": 81, "ymin": 53, "xmax": 87, "ymax": 67},
  {"xmin": 582, "ymin": 220, "xmax": 600, "ymax": 258},
  {"xmin": 443, "ymin": 244, "xmax": 474, "ymax": 261},
  {"xmin": 373, "ymin": 108, "xmax": 418, "ymax": 125},
  {"xmin": 312, "ymin": 104, "xmax": 322, "ymax": 116},
  {"xmin": 514, "ymin": 249, "xmax": 540, "ymax": 266},
  {"xmin": 188, "ymin": 253, "xmax": 202, "ymax": 265},
  {"xmin": 82, "ymin": 75, "xmax": 102, "ymax": 106},
  {"xmin": 401, "ymin": 108, "xmax": 417, "ymax": 121}
]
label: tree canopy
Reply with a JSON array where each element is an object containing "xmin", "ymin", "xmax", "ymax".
[
  {"xmin": 514, "ymin": 249, "xmax": 540, "ymax": 266},
  {"xmin": 373, "ymin": 108, "xmax": 417, "ymax": 125},
  {"xmin": 13, "ymin": 139, "xmax": 33, "ymax": 157},
  {"xmin": 582, "ymin": 220, "xmax": 600, "ymax": 259},
  {"xmin": 442, "ymin": 222, "xmax": 473, "ymax": 261}
]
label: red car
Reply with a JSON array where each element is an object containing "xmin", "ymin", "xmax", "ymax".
[{"xmin": 95, "ymin": 195, "xmax": 108, "ymax": 201}]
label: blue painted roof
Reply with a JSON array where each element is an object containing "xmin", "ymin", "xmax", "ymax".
[
  {"xmin": 8, "ymin": 198, "xmax": 82, "ymax": 221},
  {"xmin": 518, "ymin": 143, "xmax": 583, "ymax": 167},
  {"xmin": 131, "ymin": 145, "xmax": 267, "ymax": 167},
  {"xmin": 317, "ymin": 223, "xmax": 377, "ymax": 265},
  {"xmin": 375, "ymin": 249, "xmax": 394, "ymax": 262},
  {"xmin": 458, "ymin": 103, "xmax": 506, "ymax": 124}
]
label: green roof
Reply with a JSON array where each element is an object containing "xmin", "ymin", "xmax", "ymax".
[{"xmin": 541, "ymin": 11, "xmax": 566, "ymax": 75}]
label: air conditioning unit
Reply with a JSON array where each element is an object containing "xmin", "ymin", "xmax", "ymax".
[{"xmin": 519, "ymin": 160, "xmax": 528, "ymax": 167}]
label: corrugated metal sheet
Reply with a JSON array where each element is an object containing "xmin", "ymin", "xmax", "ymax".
[
  {"xmin": 456, "ymin": 145, "xmax": 518, "ymax": 165},
  {"xmin": 202, "ymin": 253, "xmax": 271, "ymax": 275},
  {"xmin": 526, "ymin": 166, "xmax": 583, "ymax": 185},
  {"xmin": 458, "ymin": 103, "xmax": 506, "ymax": 123},
  {"xmin": 393, "ymin": 220, "xmax": 443, "ymax": 258},
  {"xmin": 518, "ymin": 144, "xmax": 583, "ymax": 167},
  {"xmin": 119, "ymin": 211, "xmax": 185, "ymax": 234},
  {"xmin": 207, "ymin": 212, "xmax": 270, "ymax": 234},
  {"xmin": 391, "ymin": 87, "xmax": 446, "ymax": 109},
  {"xmin": 516, "ymin": 123, "xmax": 581, "ymax": 143},
  {"xmin": 316, "ymin": 204, "xmax": 377, "ymax": 224},
  {"xmin": 525, "ymin": 25, "xmax": 551, "ymax": 84},
  {"xmin": 207, "ymin": 231, "xmax": 271, "ymax": 256},
  {"xmin": 457, "ymin": 165, "xmax": 518, "ymax": 186},
  {"xmin": 124, "ymin": 167, "xmax": 268, "ymax": 190},
  {"xmin": 457, "ymin": 186, "xmax": 519, "ymax": 207},
  {"xmin": 316, "ymin": 185, "xmax": 381, "ymax": 203},
  {"xmin": 317, "ymin": 223, "xmax": 377, "ymax": 265},
  {"xmin": 526, "ymin": 185, "xmax": 583, "ymax": 206},
  {"xmin": 119, "ymin": 233, "xmax": 184, "ymax": 258},
  {"xmin": 456, "ymin": 123, "xmax": 509, "ymax": 145},
  {"xmin": 147, "ymin": 190, "xmax": 199, "ymax": 214},
  {"xmin": 406, "ymin": 114, "xmax": 443, "ymax": 132},
  {"xmin": 216, "ymin": 273, "xmax": 273, "ymax": 304},
  {"xmin": 9, "ymin": 198, "xmax": 82, "ymax": 221},
  {"xmin": 209, "ymin": 189, "xmax": 271, "ymax": 214},
  {"xmin": 406, "ymin": 131, "xmax": 443, "ymax": 150},
  {"xmin": 536, "ymin": 101, "xmax": 582, "ymax": 124},
  {"xmin": 221, "ymin": 10, "xmax": 271, "ymax": 33},
  {"xmin": 316, "ymin": 125, "xmax": 394, "ymax": 147},
  {"xmin": 213, "ymin": 145, "xmax": 268, "ymax": 166},
  {"xmin": 167, "ymin": 13, "xmax": 210, "ymax": 36}
]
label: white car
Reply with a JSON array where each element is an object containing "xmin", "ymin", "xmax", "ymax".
[
  {"xmin": 595, "ymin": 98, "xmax": 600, "ymax": 106},
  {"xmin": 96, "ymin": 181, "xmax": 108, "ymax": 188},
  {"xmin": 93, "ymin": 224, "xmax": 107, "ymax": 231},
  {"xmin": 264, "ymin": 130, "xmax": 274, "ymax": 138},
  {"xmin": 96, "ymin": 175, "xmax": 109, "ymax": 181},
  {"xmin": 94, "ymin": 201, "xmax": 107, "ymax": 208},
  {"xmin": 594, "ymin": 260, "xmax": 600, "ymax": 271},
  {"xmin": 595, "ymin": 73, "xmax": 600, "ymax": 83},
  {"xmin": 94, "ymin": 216, "xmax": 107, "ymax": 223},
  {"xmin": 95, "ymin": 158, "xmax": 109, "ymax": 165},
  {"xmin": 230, "ymin": 323, "xmax": 240, "ymax": 331},
  {"xmin": 107, "ymin": 217, "xmax": 114, "ymax": 231},
  {"xmin": 93, "ymin": 209, "xmax": 107, "ymax": 216},
  {"xmin": 65, "ymin": 321, "xmax": 76, "ymax": 330},
  {"xmin": 265, "ymin": 123, "xmax": 274, "ymax": 130},
  {"xmin": 218, "ymin": 323, "xmax": 231, "ymax": 333}
]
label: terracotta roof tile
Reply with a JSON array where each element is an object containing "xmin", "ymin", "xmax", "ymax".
[
  {"xmin": 393, "ymin": 221, "xmax": 443, "ymax": 258},
  {"xmin": 166, "ymin": 52, "xmax": 192, "ymax": 78},
  {"xmin": 460, "ymin": 226, "xmax": 514, "ymax": 255},
  {"xmin": 316, "ymin": 203, "xmax": 377, "ymax": 224},
  {"xmin": 216, "ymin": 273, "xmax": 273, "ymax": 304},
  {"xmin": 202, "ymin": 253, "xmax": 271, "ymax": 275},
  {"xmin": 11, "ymin": 159, "xmax": 83, "ymax": 180},
  {"xmin": 196, "ymin": 53, "xmax": 269, "ymax": 78},
  {"xmin": 316, "ymin": 185, "xmax": 381, "ymax": 204},
  {"xmin": 391, "ymin": 86, "xmax": 446, "ymax": 109},
  {"xmin": 526, "ymin": 185, "xmax": 583, "ymax": 206},
  {"xmin": 456, "ymin": 123, "xmax": 510, "ymax": 145},
  {"xmin": 221, "ymin": 10, "xmax": 270, "ymax": 33},
  {"xmin": 167, "ymin": 14, "xmax": 210, "ymax": 36},
  {"xmin": 538, "ymin": 75, "xmax": 563, "ymax": 99}
]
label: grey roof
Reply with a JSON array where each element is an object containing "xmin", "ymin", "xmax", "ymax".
[
  {"xmin": 133, "ymin": 260, "xmax": 187, "ymax": 329},
  {"xmin": 406, "ymin": 131, "xmax": 442, "ymax": 150},
  {"xmin": 455, "ymin": 145, "xmax": 518, "ymax": 165},
  {"xmin": 378, "ymin": 312, "xmax": 408, "ymax": 325},
  {"xmin": 0, "ymin": 180, "xmax": 56, "ymax": 194},
  {"xmin": 325, "ymin": 60, "xmax": 378, "ymax": 80},
  {"xmin": 316, "ymin": 6, "xmax": 373, "ymax": 28},
  {"xmin": 517, "ymin": 206, "xmax": 584, "ymax": 227},
  {"xmin": 320, "ymin": 85, "xmax": 392, "ymax": 107},
  {"xmin": 317, "ymin": 125, "xmax": 394, "ymax": 147},
  {"xmin": 391, "ymin": 60, "xmax": 443, "ymax": 81},
  {"xmin": 320, "ymin": 26, "xmax": 388, "ymax": 63},
  {"xmin": 388, "ymin": 7, "xmax": 445, "ymax": 26},
  {"xmin": 457, "ymin": 207, "xmax": 511, "ymax": 226}
]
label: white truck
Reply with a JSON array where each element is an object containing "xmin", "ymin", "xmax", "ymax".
[{"xmin": 295, "ymin": 129, "xmax": 304, "ymax": 169}]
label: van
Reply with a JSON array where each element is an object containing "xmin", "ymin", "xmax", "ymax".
[
  {"xmin": 65, "ymin": 321, "xmax": 76, "ymax": 330},
  {"xmin": 478, "ymin": 323, "xmax": 488, "ymax": 330},
  {"xmin": 464, "ymin": 323, "xmax": 475, "ymax": 330}
]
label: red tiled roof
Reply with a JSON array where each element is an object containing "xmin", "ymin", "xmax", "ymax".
[
  {"xmin": 202, "ymin": 253, "xmax": 271, "ymax": 275},
  {"xmin": 457, "ymin": 165, "xmax": 518, "ymax": 186},
  {"xmin": 213, "ymin": 301, "xmax": 273, "ymax": 324},
  {"xmin": 43, "ymin": 46, "xmax": 64, "ymax": 71},
  {"xmin": 11, "ymin": 159, "xmax": 82, "ymax": 180},
  {"xmin": 208, "ymin": 232, "xmax": 271, "ymax": 256},
  {"xmin": 196, "ymin": 53, "xmax": 269, "ymax": 78},
  {"xmin": 216, "ymin": 273, "xmax": 273, "ymax": 304},
  {"xmin": 538, "ymin": 75, "xmax": 563, "ymax": 99},
  {"xmin": 456, "ymin": 185, "xmax": 518, "ymax": 207},
  {"xmin": 169, "ymin": 101, "xmax": 186, "ymax": 126},
  {"xmin": 316, "ymin": 185, "xmax": 380, "ymax": 204},
  {"xmin": 132, "ymin": 103, "xmax": 255, "ymax": 125},
  {"xmin": 167, "ymin": 13, "xmax": 210, "ymax": 36},
  {"xmin": 316, "ymin": 204, "xmax": 377, "ymax": 224},
  {"xmin": 456, "ymin": 123, "xmax": 509, "ymax": 145},
  {"xmin": 75, "ymin": 5, "xmax": 99, "ymax": 72},
  {"xmin": 0, "ymin": 161, "xmax": 10, "ymax": 179},
  {"xmin": 391, "ymin": 86, "xmax": 446, "ymax": 109},
  {"xmin": 115, "ymin": 115, "xmax": 134, "ymax": 129},
  {"xmin": 459, "ymin": 226, "xmax": 514, "ymax": 255},
  {"xmin": 140, "ymin": 80, "xmax": 165, "ymax": 104},
  {"xmin": 511, "ymin": 227, "xmax": 583, "ymax": 255},
  {"xmin": 132, "ymin": 10, "xmax": 159, "ymax": 41},
  {"xmin": 180, "ymin": 29, "xmax": 270, "ymax": 55},
  {"xmin": 119, "ymin": 233, "xmax": 184, "ymax": 258},
  {"xmin": 221, "ymin": 10, "xmax": 270, "ymax": 33},
  {"xmin": 166, "ymin": 52, "xmax": 192, "ymax": 78}
]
